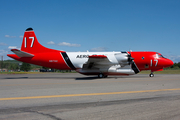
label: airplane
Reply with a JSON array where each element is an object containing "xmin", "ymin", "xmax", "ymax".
[{"xmin": 7, "ymin": 28, "xmax": 174, "ymax": 78}]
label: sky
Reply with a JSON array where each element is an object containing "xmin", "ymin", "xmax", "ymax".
[{"xmin": 0, "ymin": 0, "xmax": 180, "ymax": 62}]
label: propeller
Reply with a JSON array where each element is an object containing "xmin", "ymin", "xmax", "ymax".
[
  {"xmin": 127, "ymin": 50, "xmax": 140, "ymax": 74},
  {"xmin": 127, "ymin": 50, "xmax": 134, "ymax": 65}
]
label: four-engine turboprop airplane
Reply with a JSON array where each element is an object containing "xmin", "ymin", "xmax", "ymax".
[{"xmin": 7, "ymin": 28, "xmax": 174, "ymax": 78}]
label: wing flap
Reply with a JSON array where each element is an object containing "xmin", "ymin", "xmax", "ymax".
[
  {"xmin": 83, "ymin": 55, "xmax": 112, "ymax": 69},
  {"xmin": 11, "ymin": 49, "xmax": 34, "ymax": 57}
]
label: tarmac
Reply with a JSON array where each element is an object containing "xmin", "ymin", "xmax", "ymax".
[{"xmin": 0, "ymin": 73, "xmax": 180, "ymax": 120}]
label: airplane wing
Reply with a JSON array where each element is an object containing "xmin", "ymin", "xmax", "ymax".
[
  {"xmin": 82, "ymin": 55, "xmax": 113, "ymax": 70},
  {"xmin": 11, "ymin": 49, "xmax": 34, "ymax": 57}
]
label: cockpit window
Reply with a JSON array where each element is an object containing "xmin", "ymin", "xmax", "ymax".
[
  {"xmin": 156, "ymin": 53, "xmax": 165, "ymax": 58},
  {"xmin": 160, "ymin": 54, "xmax": 165, "ymax": 58}
]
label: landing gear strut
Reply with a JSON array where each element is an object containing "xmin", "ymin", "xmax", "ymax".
[{"xmin": 149, "ymin": 72, "xmax": 154, "ymax": 77}]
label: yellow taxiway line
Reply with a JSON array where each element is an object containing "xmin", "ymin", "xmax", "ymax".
[{"xmin": 1, "ymin": 88, "xmax": 180, "ymax": 101}]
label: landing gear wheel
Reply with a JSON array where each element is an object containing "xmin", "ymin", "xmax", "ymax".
[
  {"xmin": 98, "ymin": 73, "xmax": 104, "ymax": 78},
  {"xmin": 149, "ymin": 73, "xmax": 154, "ymax": 77}
]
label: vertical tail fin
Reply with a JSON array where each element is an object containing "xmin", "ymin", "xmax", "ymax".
[{"xmin": 21, "ymin": 28, "xmax": 59, "ymax": 54}]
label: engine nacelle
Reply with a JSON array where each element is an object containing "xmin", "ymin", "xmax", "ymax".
[
  {"xmin": 115, "ymin": 53, "xmax": 129, "ymax": 66},
  {"xmin": 108, "ymin": 66, "xmax": 135, "ymax": 75}
]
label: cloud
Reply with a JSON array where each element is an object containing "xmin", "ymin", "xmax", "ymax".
[
  {"xmin": 5, "ymin": 35, "xmax": 10, "ymax": 38},
  {"xmin": 165, "ymin": 55, "xmax": 180, "ymax": 63},
  {"xmin": 5, "ymin": 35, "xmax": 16, "ymax": 38},
  {"xmin": 0, "ymin": 48, "xmax": 17, "ymax": 60},
  {"xmin": 8, "ymin": 46, "xmax": 19, "ymax": 49},
  {"xmin": 89, "ymin": 47, "xmax": 108, "ymax": 52},
  {"xmin": 0, "ymin": 49, "xmax": 8, "ymax": 55},
  {"xmin": 0, "ymin": 43, "xmax": 7, "ymax": 46},
  {"xmin": 58, "ymin": 42, "xmax": 81, "ymax": 47},
  {"xmin": 47, "ymin": 41, "xmax": 55, "ymax": 45},
  {"xmin": 19, "ymin": 36, "xmax": 23, "ymax": 38}
]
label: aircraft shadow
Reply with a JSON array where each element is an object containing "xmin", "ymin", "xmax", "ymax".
[
  {"xmin": 3, "ymin": 77, "xmax": 76, "ymax": 80},
  {"xmin": 4, "ymin": 77, "xmax": 29, "ymax": 79},
  {"xmin": 75, "ymin": 76, "xmax": 99, "ymax": 80},
  {"xmin": 2, "ymin": 74, "xmax": 152, "ymax": 80}
]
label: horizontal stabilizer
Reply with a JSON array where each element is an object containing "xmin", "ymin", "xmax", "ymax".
[{"xmin": 11, "ymin": 49, "xmax": 34, "ymax": 57}]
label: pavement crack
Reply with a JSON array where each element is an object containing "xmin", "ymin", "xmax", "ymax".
[{"xmin": 23, "ymin": 109, "xmax": 62, "ymax": 120}]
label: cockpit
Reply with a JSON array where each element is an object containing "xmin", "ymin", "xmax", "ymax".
[{"xmin": 156, "ymin": 53, "xmax": 166, "ymax": 58}]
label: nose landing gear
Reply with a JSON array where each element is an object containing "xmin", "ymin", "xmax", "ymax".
[{"xmin": 149, "ymin": 72, "xmax": 154, "ymax": 77}]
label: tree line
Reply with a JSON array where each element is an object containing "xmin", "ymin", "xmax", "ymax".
[
  {"xmin": 168, "ymin": 62, "xmax": 180, "ymax": 69},
  {"xmin": 0, "ymin": 60, "xmax": 19, "ymax": 71},
  {"xmin": 0, "ymin": 60, "xmax": 40, "ymax": 72}
]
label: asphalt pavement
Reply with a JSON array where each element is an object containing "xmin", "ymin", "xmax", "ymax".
[{"xmin": 0, "ymin": 73, "xmax": 180, "ymax": 120}]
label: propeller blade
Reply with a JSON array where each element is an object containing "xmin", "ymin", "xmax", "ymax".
[{"xmin": 127, "ymin": 51, "xmax": 134, "ymax": 65}]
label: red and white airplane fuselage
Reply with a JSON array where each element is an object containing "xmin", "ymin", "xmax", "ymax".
[{"xmin": 7, "ymin": 28, "xmax": 173, "ymax": 78}]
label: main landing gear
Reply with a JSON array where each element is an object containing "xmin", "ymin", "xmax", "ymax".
[
  {"xmin": 149, "ymin": 72, "xmax": 154, "ymax": 77},
  {"xmin": 98, "ymin": 73, "xmax": 108, "ymax": 78}
]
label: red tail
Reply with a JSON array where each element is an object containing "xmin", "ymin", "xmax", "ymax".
[{"xmin": 21, "ymin": 28, "xmax": 60, "ymax": 53}]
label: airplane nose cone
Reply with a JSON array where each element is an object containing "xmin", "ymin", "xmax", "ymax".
[{"xmin": 166, "ymin": 59, "xmax": 174, "ymax": 67}]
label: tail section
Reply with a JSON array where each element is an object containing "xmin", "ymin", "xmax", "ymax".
[
  {"xmin": 7, "ymin": 28, "xmax": 64, "ymax": 60},
  {"xmin": 21, "ymin": 28, "xmax": 60, "ymax": 54},
  {"xmin": 7, "ymin": 28, "xmax": 71, "ymax": 70}
]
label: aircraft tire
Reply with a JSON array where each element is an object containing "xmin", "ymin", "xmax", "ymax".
[
  {"xmin": 98, "ymin": 73, "xmax": 104, "ymax": 78},
  {"xmin": 149, "ymin": 73, "xmax": 154, "ymax": 77}
]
